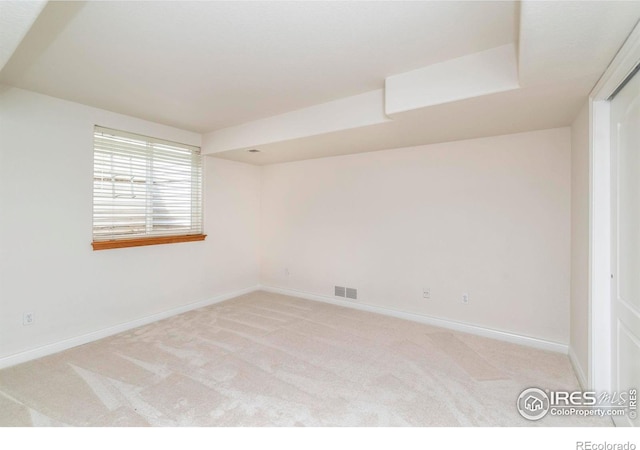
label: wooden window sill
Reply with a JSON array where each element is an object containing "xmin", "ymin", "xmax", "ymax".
[{"xmin": 92, "ymin": 234, "xmax": 207, "ymax": 251}]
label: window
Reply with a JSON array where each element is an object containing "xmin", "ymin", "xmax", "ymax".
[{"xmin": 92, "ymin": 126, "xmax": 205, "ymax": 250}]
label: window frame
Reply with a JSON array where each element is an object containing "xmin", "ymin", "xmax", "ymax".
[{"xmin": 91, "ymin": 126, "xmax": 206, "ymax": 250}]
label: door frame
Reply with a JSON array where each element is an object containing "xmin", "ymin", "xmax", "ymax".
[{"xmin": 589, "ymin": 21, "xmax": 640, "ymax": 393}]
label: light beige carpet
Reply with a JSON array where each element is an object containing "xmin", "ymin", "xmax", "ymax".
[{"xmin": 0, "ymin": 291, "xmax": 611, "ymax": 426}]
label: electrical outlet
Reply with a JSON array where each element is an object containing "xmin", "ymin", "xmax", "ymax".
[
  {"xmin": 23, "ymin": 312, "xmax": 34, "ymax": 326},
  {"xmin": 462, "ymin": 293, "xmax": 469, "ymax": 304},
  {"xmin": 423, "ymin": 288, "xmax": 431, "ymax": 299},
  {"xmin": 284, "ymin": 267, "xmax": 290, "ymax": 277}
]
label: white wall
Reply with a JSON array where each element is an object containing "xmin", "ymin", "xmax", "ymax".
[
  {"xmin": 0, "ymin": 85, "xmax": 576, "ymax": 361},
  {"xmin": 261, "ymin": 128, "xmax": 572, "ymax": 344},
  {"xmin": 569, "ymin": 101, "xmax": 590, "ymax": 383},
  {"xmin": 0, "ymin": 86, "xmax": 261, "ymax": 361}
]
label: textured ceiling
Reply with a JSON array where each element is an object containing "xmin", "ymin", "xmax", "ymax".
[
  {"xmin": 0, "ymin": 1, "xmax": 516, "ymax": 133},
  {"xmin": 2, "ymin": 1, "xmax": 639, "ymax": 165},
  {"xmin": 0, "ymin": 1, "xmax": 47, "ymax": 72}
]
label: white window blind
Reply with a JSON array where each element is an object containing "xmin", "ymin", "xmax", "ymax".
[{"xmin": 93, "ymin": 126, "xmax": 203, "ymax": 242}]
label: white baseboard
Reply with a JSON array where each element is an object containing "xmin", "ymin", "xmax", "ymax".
[
  {"xmin": 1, "ymin": 284, "xmax": 569, "ymax": 370},
  {"xmin": 260, "ymin": 285, "xmax": 569, "ymax": 354},
  {"xmin": 0, "ymin": 285, "xmax": 260, "ymax": 370},
  {"xmin": 568, "ymin": 346, "xmax": 588, "ymax": 390}
]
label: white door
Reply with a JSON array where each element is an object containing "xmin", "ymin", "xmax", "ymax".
[{"xmin": 610, "ymin": 68, "xmax": 640, "ymax": 427}]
